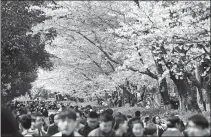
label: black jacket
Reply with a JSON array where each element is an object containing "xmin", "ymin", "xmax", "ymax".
[{"xmin": 78, "ymin": 123, "xmax": 99, "ymax": 137}]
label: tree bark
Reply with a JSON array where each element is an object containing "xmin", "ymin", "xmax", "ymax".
[
  {"xmin": 194, "ymin": 64, "xmax": 207, "ymax": 111},
  {"xmin": 159, "ymin": 78, "xmax": 171, "ymax": 105},
  {"xmin": 155, "ymin": 61, "xmax": 171, "ymax": 106},
  {"xmin": 170, "ymin": 73, "xmax": 201, "ymax": 112}
]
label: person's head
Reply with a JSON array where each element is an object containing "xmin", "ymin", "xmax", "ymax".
[
  {"xmin": 144, "ymin": 123, "xmax": 157, "ymax": 136},
  {"xmin": 57, "ymin": 109, "xmax": 77, "ymax": 136},
  {"xmin": 144, "ymin": 116, "xmax": 151, "ymax": 124},
  {"xmin": 186, "ymin": 114, "xmax": 209, "ymax": 137},
  {"xmin": 18, "ymin": 114, "xmax": 32, "ymax": 130},
  {"xmin": 152, "ymin": 116, "xmax": 160, "ymax": 124},
  {"xmin": 135, "ymin": 111, "xmax": 141, "ymax": 118},
  {"xmin": 87, "ymin": 111, "xmax": 99, "ymax": 129},
  {"xmin": 32, "ymin": 112, "xmax": 44, "ymax": 129},
  {"xmin": 105, "ymin": 109, "xmax": 113, "ymax": 116},
  {"xmin": 167, "ymin": 115, "xmax": 181, "ymax": 129},
  {"xmin": 99, "ymin": 113, "xmax": 114, "ymax": 133},
  {"xmin": 127, "ymin": 115, "xmax": 132, "ymax": 121},
  {"xmin": 49, "ymin": 114, "xmax": 55, "ymax": 124},
  {"xmin": 131, "ymin": 118, "xmax": 144, "ymax": 137},
  {"xmin": 117, "ymin": 112, "xmax": 122, "ymax": 115},
  {"xmin": 114, "ymin": 114, "xmax": 128, "ymax": 133}
]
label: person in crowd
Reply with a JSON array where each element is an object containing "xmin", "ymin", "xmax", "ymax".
[
  {"xmin": 88, "ymin": 113, "xmax": 115, "ymax": 136},
  {"xmin": 53, "ymin": 109, "xmax": 82, "ymax": 137},
  {"xmin": 178, "ymin": 119, "xmax": 185, "ymax": 133},
  {"xmin": 80, "ymin": 112, "xmax": 87, "ymax": 125},
  {"xmin": 134, "ymin": 111, "xmax": 141, "ymax": 119},
  {"xmin": 113, "ymin": 114, "xmax": 129, "ymax": 137},
  {"xmin": 162, "ymin": 115, "xmax": 183, "ymax": 136},
  {"xmin": 18, "ymin": 114, "xmax": 34, "ymax": 137},
  {"xmin": 127, "ymin": 115, "xmax": 133, "ymax": 121},
  {"xmin": 2, "ymin": 106, "xmax": 23, "ymax": 137},
  {"xmin": 75, "ymin": 110, "xmax": 85, "ymax": 132},
  {"xmin": 42, "ymin": 108, "xmax": 48, "ymax": 118},
  {"xmin": 185, "ymin": 114, "xmax": 210, "ymax": 137},
  {"xmin": 54, "ymin": 114, "xmax": 59, "ymax": 125},
  {"xmin": 152, "ymin": 116, "xmax": 167, "ymax": 137},
  {"xmin": 143, "ymin": 123, "xmax": 157, "ymax": 137},
  {"xmin": 143, "ymin": 116, "xmax": 151, "ymax": 128},
  {"xmin": 43, "ymin": 117, "xmax": 49, "ymax": 133},
  {"xmin": 105, "ymin": 108, "xmax": 114, "ymax": 116},
  {"xmin": 127, "ymin": 118, "xmax": 145, "ymax": 137},
  {"xmin": 47, "ymin": 114, "xmax": 59, "ymax": 136},
  {"xmin": 79, "ymin": 111, "xmax": 99, "ymax": 137},
  {"xmin": 30, "ymin": 112, "xmax": 46, "ymax": 136},
  {"xmin": 57, "ymin": 104, "xmax": 63, "ymax": 112}
]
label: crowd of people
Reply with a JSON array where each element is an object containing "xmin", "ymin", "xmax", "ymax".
[{"xmin": 2, "ymin": 101, "xmax": 210, "ymax": 137}]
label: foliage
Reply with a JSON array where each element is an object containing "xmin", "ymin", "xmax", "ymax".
[
  {"xmin": 1, "ymin": 1, "xmax": 57, "ymax": 103},
  {"xmin": 31, "ymin": 1, "xmax": 210, "ymax": 110}
]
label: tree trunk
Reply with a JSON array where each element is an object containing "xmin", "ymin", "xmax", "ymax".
[
  {"xmin": 171, "ymin": 73, "xmax": 201, "ymax": 112},
  {"xmin": 159, "ymin": 78, "xmax": 171, "ymax": 106},
  {"xmin": 197, "ymin": 88, "xmax": 207, "ymax": 111},
  {"xmin": 195, "ymin": 64, "xmax": 207, "ymax": 111},
  {"xmin": 188, "ymin": 86, "xmax": 201, "ymax": 112},
  {"xmin": 205, "ymin": 83, "xmax": 211, "ymax": 105},
  {"xmin": 155, "ymin": 62, "xmax": 171, "ymax": 106}
]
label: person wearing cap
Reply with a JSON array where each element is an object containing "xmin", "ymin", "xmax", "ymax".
[{"xmin": 79, "ymin": 111, "xmax": 99, "ymax": 137}]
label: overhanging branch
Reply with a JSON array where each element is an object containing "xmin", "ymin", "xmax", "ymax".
[
  {"xmin": 76, "ymin": 31, "xmax": 120, "ymax": 65},
  {"xmin": 127, "ymin": 66, "xmax": 158, "ymax": 80},
  {"xmin": 80, "ymin": 73, "xmax": 93, "ymax": 81}
]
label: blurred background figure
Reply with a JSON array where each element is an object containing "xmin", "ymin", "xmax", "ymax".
[
  {"xmin": 1, "ymin": 106, "xmax": 23, "ymax": 137},
  {"xmin": 185, "ymin": 114, "xmax": 210, "ymax": 137}
]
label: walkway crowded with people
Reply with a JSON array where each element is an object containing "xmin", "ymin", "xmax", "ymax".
[
  {"xmin": 2, "ymin": 101, "xmax": 210, "ymax": 137},
  {"xmin": 2, "ymin": 1, "xmax": 210, "ymax": 137}
]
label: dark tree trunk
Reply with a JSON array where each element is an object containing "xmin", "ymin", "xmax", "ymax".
[
  {"xmin": 170, "ymin": 73, "xmax": 201, "ymax": 112},
  {"xmin": 159, "ymin": 78, "xmax": 171, "ymax": 105},
  {"xmin": 155, "ymin": 62, "xmax": 171, "ymax": 106}
]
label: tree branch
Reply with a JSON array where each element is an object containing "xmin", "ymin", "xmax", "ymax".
[
  {"xmin": 107, "ymin": 60, "xmax": 115, "ymax": 72},
  {"xmin": 80, "ymin": 73, "xmax": 93, "ymax": 81},
  {"xmin": 98, "ymin": 45, "xmax": 120, "ymax": 64},
  {"xmin": 52, "ymin": 0, "xmax": 57, "ymax": 5},
  {"xmin": 86, "ymin": 54, "xmax": 109, "ymax": 76},
  {"xmin": 184, "ymin": 53, "xmax": 206, "ymax": 66},
  {"xmin": 75, "ymin": 31, "xmax": 121, "ymax": 65},
  {"xmin": 127, "ymin": 66, "xmax": 158, "ymax": 80},
  {"xmin": 201, "ymin": 45, "xmax": 210, "ymax": 55}
]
